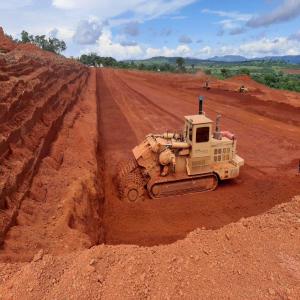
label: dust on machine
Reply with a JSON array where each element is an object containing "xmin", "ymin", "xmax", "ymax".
[{"xmin": 117, "ymin": 96, "xmax": 244, "ymax": 202}]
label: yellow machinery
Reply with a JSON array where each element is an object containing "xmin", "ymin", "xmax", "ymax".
[
  {"xmin": 235, "ymin": 85, "xmax": 249, "ymax": 93},
  {"xmin": 117, "ymin": 96, "xmax": 244, "ymax": 202}
]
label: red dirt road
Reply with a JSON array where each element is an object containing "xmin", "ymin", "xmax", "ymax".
[
  {"xmin": 98, "ymin": 68, "xmax": 300, "ymax": 246},
  {"xmin": 283, "ymin": 68, "xmax": 300, "ymax": 74}
]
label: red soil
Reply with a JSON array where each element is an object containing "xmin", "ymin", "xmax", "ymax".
[
  {"xmin": 0, "ymin": 37, "xmax": 299, "ymax": 298},
  {"xmin": 0, "ymin": 39, "xmax": 90, "ymax": 258},
  {"xmin": 0, "ymin": 27, "xmax": 16, "ymax": 53},
  {"xmin": 283, "ymin": 68, "xmax": 300, "ymax": 74},
  {"xmin": 98, "ymin": 69, "xmax": 300, "ymax": 247}
]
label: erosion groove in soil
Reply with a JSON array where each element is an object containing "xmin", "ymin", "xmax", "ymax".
[
  {"xmin": 0, "ymin": 48, "xmax": 105, "ymax": 261},
  {"xmin": 0, "ymin": 50, "xmax": 88, "ymax": 244}
]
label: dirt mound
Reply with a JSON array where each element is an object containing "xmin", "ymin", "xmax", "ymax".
[
  {"xmin": 13, "ymin": 43, "xmax": 57, "ymax": 59},
  {"xmin": 227, "ymin": 74, "xmax": 253, "ymax": 82},
  {"xmin": 14, "ymin": 43, "xmax": 42, "ymax": 53},
  {"xmin": 0, "ymin": 196, "xmax": 299, "ymax": 299},
  {"xmin": 0, "ymin": 27, "xmax": 16, "ymax": 53}
]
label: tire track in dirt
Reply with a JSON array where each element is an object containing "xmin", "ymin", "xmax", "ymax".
[
  {"xmin": 103, "ymin": 70, "xmax": 181, "ymax": 141},
  {"xmin": 116, "ymin": 70, "xmax": 300, "ymax": 173}
]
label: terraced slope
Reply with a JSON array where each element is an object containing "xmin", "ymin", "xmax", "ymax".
[{"xmin": 0, "ymin": 47, "xmax": 89, "ymax": 244}]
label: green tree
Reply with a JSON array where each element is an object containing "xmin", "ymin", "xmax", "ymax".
[
  {"xmin": 79, "ymin": 53, "xmax": 118, "ymax": 67},
  {"xmin": 176, "ymin": 57, "xmax": 185, "ymax": 69},
  {"xmin": 240, "ymin": 68, "xmax": 250, "ymax": 75},
  {"xmin": 220, "ymin": 68, "xmax": 229, "ymax": 78},
  {"xmin": 20, "ymin": 30, "xmax": 33, "ymax": 43},
  {"xmin": 204, "ymin": 69, "xmax": 212, "ymax": 75},
  {"xmin": 18, "ymin": 31, "xmax": 66, "ymax": 54},
  {"xmin": 138, "ymin": 63, "xmax": 146, "ymax": 70}
]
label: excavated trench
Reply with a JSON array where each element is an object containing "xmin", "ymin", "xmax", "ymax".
[{"xmin": 96, "ymin": 69, "xmax": 300, "ymax": 246}]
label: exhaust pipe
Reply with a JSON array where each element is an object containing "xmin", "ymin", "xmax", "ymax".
[
  {"xmin": 199, "ymin": 96, "xmax": 204, "ymax": 115},
  {"xmin": 213, "ymin": 114, "xmax": 222, "ymax": 140}
]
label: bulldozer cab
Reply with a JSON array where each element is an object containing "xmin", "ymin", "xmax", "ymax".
[
  {"xmin": 185, "ymin": 96, "xmax": 213, "ymax": 159},
  {"xmin": 185, "ymin": 115, "xmax": 213, "ymax": 158}
]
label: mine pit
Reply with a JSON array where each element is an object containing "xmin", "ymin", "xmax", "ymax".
[
  {"xmin": 96, "ymin": 69, "xmax": 300, "ymax": 246},
  {"xmin": 0, "ymin": 42, "xmax": 299, "ymax": 266}
]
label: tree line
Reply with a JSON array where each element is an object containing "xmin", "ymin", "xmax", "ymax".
[
  {"xmin": 79, "ymin": 53, "xmax": 189, "ymax": 73},
  {"xmin": 8, "ymin": 30, "xmax": 66, "ymax": 54}
]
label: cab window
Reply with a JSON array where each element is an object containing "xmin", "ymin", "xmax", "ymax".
[
  {"xmin": 189, "ymin": 126, "xmax": 193, "ymax": 141},
  {"xmin": 196, "ymin": 127, "xmax": 209, "ymax": 143}
]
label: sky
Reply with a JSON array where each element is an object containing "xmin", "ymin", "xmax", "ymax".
[{"xmin": 1, "ymin": 0, "xmax": 300, "ymax": 60}]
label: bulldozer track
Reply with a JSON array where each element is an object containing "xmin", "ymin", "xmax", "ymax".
[
  {"xmin": 112, "ymin": 71, "xmax": 182, "ymax": 123},
  {"xmin": 147, "ymin": 173, "xmax": 218, "ymax": 199},
  {"xmin": 116, "ymin": 157, "xmax": 139, "ymax": 178},
  {"xmin": 116, "ymin": 158, "xmax": 146, "ymax": 202}
]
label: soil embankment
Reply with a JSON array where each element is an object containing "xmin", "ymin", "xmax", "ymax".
[{"xmin": 0, "ymin": 36, "xmax": 104, "ymax": 262}]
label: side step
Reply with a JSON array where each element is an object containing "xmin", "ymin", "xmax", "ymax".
[{"xmin": 147, "ymin": 173, "xmax": 218, "ymax": 199}]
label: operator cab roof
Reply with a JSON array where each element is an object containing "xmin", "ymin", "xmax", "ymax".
[{"xmin": 184, "ymin": 114, "xmax": 213, "ymax": 125}]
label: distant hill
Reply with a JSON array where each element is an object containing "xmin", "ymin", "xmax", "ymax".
[
  {"xmin": 254, "ymin": 55, "xmax": 300, "ymax": 64},
  {"xmin": 208, "ymin": 55, "xmax": 247, "ymax": 62},
  {"xmin": 125, "ymin": 55, "xmax": 300, "ymax": 65}
]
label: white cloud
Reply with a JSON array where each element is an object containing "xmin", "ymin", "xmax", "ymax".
[
  {"xmin": 73, "ymin": 19, "xmax": 103, "ymax": 44},
  {"xmin": 202, "ymin": 9, "xmax": 252, "ymax": 22},
  {"xmin": 146, "ymin": 44, "xmax": 192, "ymax": 57},
  {"xmin": 84, "ymin": 28, "xmax": 193, "ymax": 59},
  {"xmin": 85, "ymin": 29, "xmax": 300, "ymax": 60},
  {"xmin": 56, "ymin": 27, "xmax": 75, "ymax": 40},
  {"xmin": 218, "ymin": 19, "xmax": 237, "ymax": 30},
  {"xmin": 196, "ymin": 46, "xmax": 213, "ymax": 56},
  {"xmin": 0, "ymin": 0, "xmax": 33, "ymax": 9},
  {"xmin": 52, "ymin": 0, "xmax": 96, "ymax": 10},
  {"xmin": 195, "ymin": 36, "xmax": 300, "ymax": 58},
  {"xmin": 123, "ymin": 22, "xmax": 140, "ymax": 37},
  {"xmin": 87, "ymin": 28, "xmax": 144, "ymax": 60},
  {"xmin": 247, "ymin": 0, "xmax": 300, "ymax": 27},
  {"xmin": 238, "ymin": 37, "xmax": 300, "ymax": 56},
  {"xmin": 179, "ymin": 34, "xmax": 193, "ymax": 44},
  {"xmin": 202, "ymin": 8, "xmax": 252, "ymax": 36},
  {"xmin": 52, "ymin": 0, "xmax": 197, "ymax": 21},
  {"xmin": 49, "ymin": 26, "xmax": 76, "ymax": 41}
]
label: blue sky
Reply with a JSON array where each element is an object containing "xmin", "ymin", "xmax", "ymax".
[{"xmin": 1, "ymin": 0, "xmax": 300, "ymax": 59}]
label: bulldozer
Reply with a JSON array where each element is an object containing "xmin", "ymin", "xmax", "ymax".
[
  {"xmin": 117, "ymin": 96, "xmax": 244, "ymax": 202},
  {"xmin": 235, "ymin": 85, "xmax": 249, "ymax": 93},
  {"xmin": 203, "ymin": 81, "xmax": 210, "ymax": 90}
]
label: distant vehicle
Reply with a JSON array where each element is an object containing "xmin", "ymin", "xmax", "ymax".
[
  {"xmin": 235, "ymin": 85, "xmax": 249, "ymax": 93},
  {"xmin": 203, "ymin": 81, "xmax": 210, "ymax": 90},
  {"xmin": 117, "ymin": 96, "xmax": 244, "ymax": 202}
]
